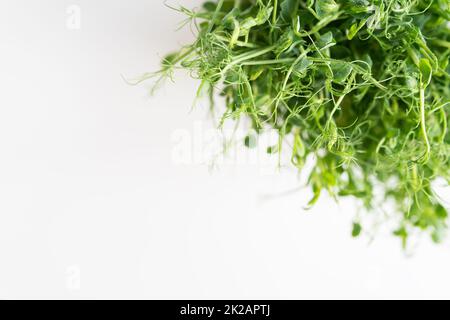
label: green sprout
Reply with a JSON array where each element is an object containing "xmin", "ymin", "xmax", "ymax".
[{"xmin": 148, "ymin": 0, "xmax": 450, "ymax": 246}]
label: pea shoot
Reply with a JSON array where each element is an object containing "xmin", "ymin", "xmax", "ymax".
[{"xmin": 148, "ymin": 0, "xmax": 450, "ymax": 245}]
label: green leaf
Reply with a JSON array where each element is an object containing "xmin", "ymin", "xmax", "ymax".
[
  {"xmin": 307, "ymin": 183, "xmax": 322, "ymax": 207},
  {"xmin": 331, "ymin": 61, "xmax": 353, "ymax": 83},
  {"xmin": 244, "ymin": 134, "xmax": 257, "ymax": 148},
  {"xmin": 293, "ymin": 56, "xmax": 313, "ymax": 76},
  {"xmin": 315, "ymin": 0, "xmax": 339, "ymax": 19},
  {"xmin": 293, "ymin": 132, "xmax": 306, "ymax": 157},
  {"xmin": 161, "ymin": 53, "xmax": 178, "ymax": 70},
  {"xmin": 347, "ymin": 18, "xmax": 368, "ymax": 40},
  {"xmin": 239, "ymin": 4, "xmax": 273, "ymax": 36},
  {"xmin": 249, "ymin": 66, "xmax": 265, "ymax": 80},
  {"xmin": 343, "ymin": 0, "xmax": 372, "ymax": 15},
  {"xmin": 327, "ymin": 121, "xmax": 338, "ymax": 150},
  {"xmin": 202, "ymin": 1, "xmax": 216, "ymax": 12},
  {"xmin": 315, "ymin": 31, "xmax": 336, "ymax": 50},
  {"xmin": 419, "ymin": 58, "xmax": 432, "ymax": 88},
  {"xmin": 352, "ymin": 222, "xmax": 362, "ymax": 237},
  {"xmin": 266, "ymin": 145, "xmax": 278, "ymax": 154},
  {"xmin": 275, "ymin": 30, "xmax": 294, "ymax": 56},
  {"xmin": 436, "ymin": 204, "xmax": 448, "ymax": 219},
  {"xmin": 280, "ymin": 0, "xmax": 299, "ymax": 22},
  {"xmin": 361, "ymin": 53, "xmax": 373, "ymax": 70}
]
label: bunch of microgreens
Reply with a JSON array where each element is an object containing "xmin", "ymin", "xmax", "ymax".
[{"xmin": 147, "ymin": 0, "xmax": 450, "ymax": 245}]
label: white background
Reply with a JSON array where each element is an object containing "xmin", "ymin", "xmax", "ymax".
[{"xmin": 0, "ymin": 0, "xmax": 449, "ymax": 299}]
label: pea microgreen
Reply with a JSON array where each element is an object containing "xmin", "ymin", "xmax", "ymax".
[{"xmin": 149, "ymin": 0, "xmax": 450, "ymax": 246}]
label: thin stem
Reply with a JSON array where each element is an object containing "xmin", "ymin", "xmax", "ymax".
[
  {"xmin": 270, "ymin": 0, "xmax": 278, "ymax": 44},
  {"xmin": 207, "ymin": 0, "xmax": 224, "ymax": 33},
  {"xmin": 240, "ymin": 58, "xmax": 295, "ymax": 66},
  {"xmin": 272, "ymin": 0, "xmax": 278, "ymax": 26},
  {"xmin": 419, "ymin": 86, "xmax": 431, "ymax": 163},
  {"xmin": 221, "ymin": 45, "xmax": 277, "ymax": 75},
  {"xmin": 215, "ymin": 35, "xmax": 259, "ymax": 48},
  {"xmin": 431, "ymin": 39, "xmax": 450, "ymax": 49}
]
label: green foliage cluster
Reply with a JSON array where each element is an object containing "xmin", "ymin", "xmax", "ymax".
[{"xmin": 153, "ymin": 0, "xmax": 450, "ymax": 245}]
